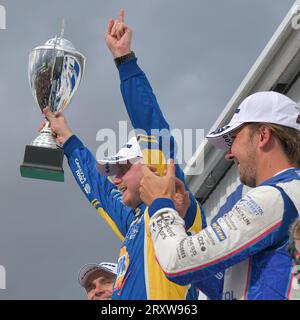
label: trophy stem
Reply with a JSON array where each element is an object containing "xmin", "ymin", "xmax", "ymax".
[{"xmin": 31, "ymin": 120, "xmax": 58, "ymax": 149}]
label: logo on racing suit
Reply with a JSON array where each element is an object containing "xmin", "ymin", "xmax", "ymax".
[
  {"xmin": 127, "ymin": 218, "xmax": 141, "ymax": 240},
  {"xmin": 114, "ymin": 247, "xmax": 130, "ymax": 293},
  {"xmin": 211, "ymin": 222, "xmax": 227, "ymax": 242},
  {"xmin": 238, "ymin": 195, "xmax": 263, "ymax": 216},
  {"xmin": 196, "ymin": 235, "xmax": 207, "ymax": 252},
  {"xmin": 75, "ymin": 158, "xmax": 87, "ymax": 185},
  {"xmin": 151, "ymin": 211, "xmax": 175, "ymax": 232},
  {"xmin": 84, "ymin": 183, "xmax": 91, "ymax": 194}
]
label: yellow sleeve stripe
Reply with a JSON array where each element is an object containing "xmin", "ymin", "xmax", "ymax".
[
  {"xmin": 142, "ymin": 149, "xmax": 166, "ymax": 177},
  {"xmin": 138, "ymin": 137, "xmax": 158, "ymax": 143},
  {"xmin": 107, "ymin": 176, "xmax": 114, "ymax": 184},
  {"xmin": 90, "ymin": 198, "xmax": 124, "ymax": 242},
  {"xmin": 137, "ymin": 133, "xmax": 157, "ymax": 141},
  {"xmin": 96, "ymin": 207, "xmax": 125, "ymax": 242},
  {"xmin": 187, "ymin": 201, "xmax": 202, "ymax": 234}
]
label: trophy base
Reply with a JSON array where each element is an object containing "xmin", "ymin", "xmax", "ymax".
[{"xmin": 20, "ymin": 145, "xmax": 64, "ymax": 182}]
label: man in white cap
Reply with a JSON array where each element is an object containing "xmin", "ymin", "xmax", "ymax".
[
  {"xmin": 139, "ymin": 91, "xmax": 300, "ymax": 300},
  {"xmin": 78, "ymin": 262, "xmax": 117, "ymax": 300}
]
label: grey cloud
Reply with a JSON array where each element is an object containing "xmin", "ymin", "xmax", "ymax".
[{"xmin": 0, "ymin": 0, "xmax": 294, "ymax": 299}]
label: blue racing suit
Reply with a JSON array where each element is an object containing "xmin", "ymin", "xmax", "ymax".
[
  {"xmin": 148, "ymin": 168, "xmax": 300, "ymax": 299},
  {"xmin": 64, "ymin": 57, "xmax": 208, "ymax": 299}
]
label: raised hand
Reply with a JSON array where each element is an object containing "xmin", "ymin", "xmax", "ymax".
[
  {"xmin": 104, "ymin": 9, "xmax": 132, "ymax": 58},
  {"xmin": 41, "ymin": 107, "xmax": 74, "ymax": 146},
  {"xmin": 140, "ymin": 160, "xmax": 176, "ymax": 207}
]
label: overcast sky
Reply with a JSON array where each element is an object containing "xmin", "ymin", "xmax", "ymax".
[{"xmin": 0, "ymin": 0, "xmax": 295, "ymax": 299}]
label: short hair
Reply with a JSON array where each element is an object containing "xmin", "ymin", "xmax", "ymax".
[{"xmin": 247, "ymin": 123, "xmax": 300, "ymax": 167}]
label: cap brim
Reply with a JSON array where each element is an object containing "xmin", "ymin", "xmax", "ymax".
[
  {"xmin": 96, "ymin": 156, "xmax": 142, "ymax": 176},
  {"xmin": 78, "ymin": 264, "xmax": 116, "ymax": 288},
  {"xmin": 206, "ymin": 122, "xmax": 244, "ymax": 149}
]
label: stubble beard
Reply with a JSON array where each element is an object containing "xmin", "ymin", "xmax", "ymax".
[{"xmin": 238, "ymin": 152, "xmax": 257, "ymax": 188}]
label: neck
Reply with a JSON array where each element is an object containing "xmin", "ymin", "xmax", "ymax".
[{"xmin": 255, "ymin": 154, "xmax": 295, "ymax": 186}]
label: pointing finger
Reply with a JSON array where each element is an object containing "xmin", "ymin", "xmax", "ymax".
[
  {"xmin": 119, "ymin": 9, "xmax": 125, "ymax": 23},
  {"xmin": 166, "ymin": 159, "xmax": 175, "ymax": 178}
]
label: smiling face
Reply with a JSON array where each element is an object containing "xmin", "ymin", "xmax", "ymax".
[
  {"xmin": 85, "ymin": 270, "xmax": 115, "ymax": 300},
  {"xmin": 225, "ymin": 125, "xmax": 258, "ymax": 187},
  {"xmin": 113, "ymin": 160, "xmax": 144, "ymax": 208}
]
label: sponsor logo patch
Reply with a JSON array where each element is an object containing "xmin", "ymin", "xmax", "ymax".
[
  {"xmin": 210, "ymin": 125, "xmax": 231, "ymax": 135},
  {"xmin": 239, "ymin": 195, "xmax": 263, "ymax": 216},
  {"xmin": 75, "ymin": 158, "xmax": 87, "ymax": 185},
  {"xmin": 196, "ymin": 235, "xmax": 206, "ymax": 252},
  {"xmin": 211, "ymin": 222, "xmax": 227, "ymax": 242},
  {"xmin": 114, "ymin": 247, "xmax": 130, "ymax": 292},
  {"xmin": 127, "ymin": 219, "xmax": 141, "ymax": 240},
  {"xmin": 84, "ymin": 183, "xmax": 91, "ymax": 194},
  {"xmin": 222, "ymin": 134, "xmax": 232, "ymax": 147},
  {"xmin": 152, "ymin": 211, "xmax": 175, "ymax": 232}
]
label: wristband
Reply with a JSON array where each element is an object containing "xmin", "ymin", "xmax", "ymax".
[{"xmin": 114, "ymin": 51, "xmax": 136, "ymax": 67}]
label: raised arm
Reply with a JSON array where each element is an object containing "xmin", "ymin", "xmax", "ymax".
[
  {"xmin": 105, "ymin": 10, "xmax": 204, "ymax": 233},
  {"xmin": 43, "ymin": 107, "xmax": 138, "ymax": 241}
]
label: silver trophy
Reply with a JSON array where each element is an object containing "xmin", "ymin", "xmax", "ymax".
[{"xmin": 20, "ymin": 21, "xmax": 86, "ymax": 182}]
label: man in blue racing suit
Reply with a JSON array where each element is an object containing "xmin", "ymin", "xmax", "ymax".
[
  {"xmin": 140, "ymin": 91, "xmax": 300, "ymax": 300},
  {"xmin": 42, "ymin": 10, "xmax": 216, "ymax": 300}
]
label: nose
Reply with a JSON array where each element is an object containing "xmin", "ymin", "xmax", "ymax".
[
  {"xmin": 92, "ymin": 282, "xmax": 105, "ymax": 300},
  {"xmin": 88, "ymin": 289, "xmax": 96, "ymax": 300}
]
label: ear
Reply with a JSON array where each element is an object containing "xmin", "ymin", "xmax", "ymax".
[{"xmin": 257, "ymin": 125, "xmax": 272, "ymax": 148}]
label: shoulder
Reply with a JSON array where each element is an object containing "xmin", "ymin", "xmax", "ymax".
[{"xmin": 234, "ymin": 186, "xmax": 284, "ymax": 218}]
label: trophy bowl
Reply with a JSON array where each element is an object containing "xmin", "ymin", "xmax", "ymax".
[{"xmin": 20, "ymin": 35, "xmax": 86, "ymax": 182}]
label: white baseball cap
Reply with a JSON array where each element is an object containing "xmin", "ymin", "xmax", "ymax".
[
  {"xmin": 97, "ymin": 136, "xmax": 143, "ymax": 176},
  {"xmin": 78, "ymin": 262, "xmax": 118, "ymax": 288},
  {"xmin": 206, "ymin": 91, "xmax": 300, "ymax": 149}
]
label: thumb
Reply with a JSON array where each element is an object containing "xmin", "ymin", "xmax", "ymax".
[{"xmin": 43, "ymin": 106, "xmax": 54, "ymax": 120}]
